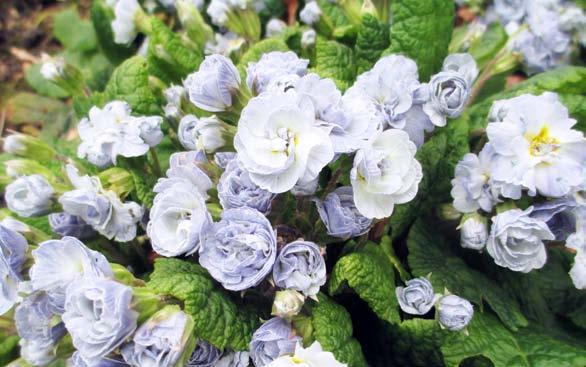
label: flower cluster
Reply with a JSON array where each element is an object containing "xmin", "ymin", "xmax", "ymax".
[
  {"xmin": 452, "ymin": 92, "xmax": 585, "ymax": 284},
  {"xmin": 3, "ymin": 0, "xmax": 586, "ymax": 365}
]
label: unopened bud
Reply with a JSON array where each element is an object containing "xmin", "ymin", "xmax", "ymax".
[
  {"xmin": 272, "ymin": 290, "xmax": 305, "ymax": 320},
  {"xmin": 458, "ymin": 213, "xmax": 488, "ymax": 250}
]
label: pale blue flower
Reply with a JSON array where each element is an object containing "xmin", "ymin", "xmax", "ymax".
[
  {"xmin": 493, "ymin": 0, "xmax": 527, "ymax": 24},
  {"xmin": 20, "ymin": 338, "xmax": 58, "ymax": 366},
  {"xmin": 68, "ymin": 352, "xmax": 130, "ymax": 367},
  {"xmin": 395, "ymin": 277, "xmax": 437, "ymax": 315},
  {"xmin": 215, "ymin": 351, "xmax": 250, "ymax": 367},
  {"xmin": 0, "ymin": 223, "xmax": 27, "ymax": 315},
  {"xmin": 49, "ymin": 212, "xmax": 96, "ymax": 239},
  {"xmin": 300, "ymin": 1, "xmax": 321, "ymax": 25},
  {"xmin": 273, "ymin": 241, "xmax": 326, "ymax": 297},
  {"xmin": 246, "ymin": 51, "xmax": 308, "ymax": 94},
  {"xmin": 15, "ymin": 292, "xmax": 64, "ymax": 342},
  {"xmin": 5, "ymin": 174, "xmax": 54, "ymax": 217},
  {"xmin": 487, "ymin": 207, "xmax": 554, "ymax": 273},
  {"xmin": 154, "ymin": 151, "xmax": 213, "ymax": 199},
  {"xmin": 186, "ymin": 340, "xmax": 221, "ymax": 367},
  {"xmin": 121, "ymin": 307, "xmax": 193, "ymax": 367},
  {"xmin": 530, "ymin": 198, "xmax": 578, "ymax": 241},
  {"xmin": 459, "ymin": 213, "xmax": 489, "ymax": 250},
  {"xmin": 199, "ymin": 207, "xmax": 277, "ymax": 291},
  {"xmin": 437, "ymin": 295, "xmax": 474, "ymax": 331},
  {"xmin": 185, "ymin": 54, "xmax": 241, "ymax": 112},
  {"xmin": 266, "ymin": 18, "xmax": 287, "ymax": 37},
  {"xmin": 345, "ymin": 55, "xmax": 421, "ymax": 129},
  {"xmin": 178, "ymin": 114, "xmax": 227, "ymax": 153},
  {"xmin": 29, "ymin": 237, "xmax": 113, "ymax": 313},
  {"xmin": 314, "ymin": 186, "xmax": 372, "ymax": 240},
  {"xmin": 112, "ymin": 0, "xmax": 141, "ymax": 44},
  {"xmin": 214, "ymin": 151, "xmax": 237, "ymax": 169},
  {"xmin": 218, "ymin": 157, "xmax": 276, "ymax": 214},
  {"xmin": 148, "ymin": 179, "xmax": 211, "ymax": 257},
  {"xmin": 63, "ymin": 278, "xmax": 138, "ymax": 366},
  {"xmin": 250, "ymin": 317, "xmax": 301, "ymax": 367},
  {"xmin": 423, "ymin": 53, "xmax": 478, "ymax": 127}
]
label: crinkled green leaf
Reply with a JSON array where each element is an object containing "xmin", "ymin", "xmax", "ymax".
[
  {"xmin": 389, "ymin": 319, "xmax": 447, "ymax": 367},
  {"xmin": 388, "ymin": 0, "xmax": 454, "ymax": 80},
  {"xmin": 468, "ymin": 66, "xmax": 586, "ymax": 131},
  {"xmin": 468, "ymin": 22, "xmax": 508, "ymax": 69},
  {"xmin": 407, "ymin": 219, "xmax": 528, "ymax": 331},
  {"xmin": 128, "ymin": 167, "xmax": 155, "ymax": 208},
  {"xmin": 105, "ymin": 56, "xmax": 162, "ymax": 115},
  {"xmin": 90, "ymin": 0, "xmax": 137, "ymax": 64},
  {"xmin": 317, "ymin": 0, "xmax": 351, "ymax": 28},
  {"xmin": 53, "ymin": 7, "xmax": 97, "ymax": 52},
  {"xmin": 559, "ymin": 94, "xmax": 586, "ymax": 133},
  {"xmin": 442, "ymin": 312, "xmax": 586, "ymax": 367},
  {"xmin": 147, "ymin": 258, "xmax": 259, "ymax": 351},
  {"xmin": 389, "ymin": 118, "xmax": 469, "ymax": 239},
  {"xmin": 355, "ymin": 14, "xmax": 390, "ymax": 74},
  {"xmin": 312, "ymin": 38, "xmax": 356, "ymax": 90},
  {"xmin": 329, "ymin": 240, "xmax": 400, "ymax": 324},
  {"xmin": 146, "ymin": 18, "xmax": 203, "ymax": 83},
  {"xmin": 300, "ymin": 294, "xmax": 368, "ymax": 367}
]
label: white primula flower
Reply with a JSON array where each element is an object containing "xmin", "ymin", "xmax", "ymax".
[
  {"xmin": 450, "ymin": 144, "xmax": 503, "ymax": 214},
  {"xmin": 350, "ymin": 129, "xmax": 423, "ymax": 219},
  {"xmin": 184, "ymin": 54, "xmax": 242, "ymax": 112},
  {"xmin": 147, "ymin": 179, "xmax": 212, "ymax": 257},
  {"xmin": 29, "ymin": 236, "xmax": 113, "ymax": 313},
  {"xmin": 486, "ymin": 93, "xmax": 586, "ymax": 198},
  {"xmin": 5, "ymin": 175, "xmax": 54, "ymax": 217},
  {"xmin": 59, "ymin": 165, "xmax": 143, "ymax": 242},
  {"xmin": 207, "ymin": 0, "xmax": 248, "ymax": 26},
  {"xmin": 246, "ymin": 51, "xmax": 309, "ymax": 94},
  {"xmin": 300, "ymin": 1, "xmax": 322, "ymax": 25},
  {"xmin": 40, "ymin": 57, "xmax": 65, "ymax": 81},
  {"xmin": 486, "ymin": 207, "xmax": 554, "ymax": 273},
  {"xmin": 112, "ymin": 0, "xmax": 141, "ymax": 44},
  {"xmin": 178, "ymin": 114, "xmax": 228, "ymax": 153},
  {"xmin": 77, "ymin": 101, "xmax": 162, "ymax": 168},
  {"xmin": 205, "ymin": 32, "xmax": 246, "ymax": 56},
  {"xmin": 345, "ymin": 55, "xmax": 421, "ymax": 129},
  {"xmin": 234, "ymin": 90, "xmax": 334, "ymax": 193},
  {"xmin": 266, "ymin": 18, "xmax": 287, "ymax": 37},
  {"xmin": 264, "ymin": 341, "xmax": 347, "ymax": 367}
]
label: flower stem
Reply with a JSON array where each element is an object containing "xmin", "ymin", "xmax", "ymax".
[{"xmin": 149, "ymin": 148, "xmax": 162, "ymax": 177}]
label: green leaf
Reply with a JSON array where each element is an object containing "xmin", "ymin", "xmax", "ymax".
[
  {"xmin": 442, "ymin": 312, "xmax": 586, "ymax": 367},
  {"xmin": 299, "ymin": 294, "xmax": 368, "ymax": 367},
  {"xmin": 53, "ymin": 7, "xmax": 97, "ymax": 52},
  {"xmin": 389, "ymin": 118, "xmax": 469, "ymax": 239},
  {"xmin": 146, "ymin": 18, "xmax": 203, "ymax": 83},
  {"xmin": 25, "ymin": 63, "xmax": 70, "ymax": 98},
  {"xmin": 317, "ymin": 0, "xmax": 351, "ymax": 28},
  {"xmin": 105, "ymin": 56, "xmax": 163, "ymax": 115},
  {"xmin": 559, "ymin": 94, "xmax": 586, "ymax": 133},
  {"xmin": 355, "ymin": 14, "xmax": 390, "ymax": 74},
  {"xmin": 468, "ymin": 66, "xmax": 586, "ymax": 131},
  {"xmin": 388, "ymin": 0, "xmax": 455, "ymax": 81},
  {"xmin": 312, "ymin": 38, "xmax": 356, "ymax": 90},
  {"xmin": 0, "ymin": 333, "xmax": 19, "ymax": 366},
  {"xmin": 407, "ymin": 219, "xmax": 528, "ymax": 330},
  {"xmin": 329, "ymin": 241, "xmax": 400, "ymax": 324},
  {"xmin": 129, "ymin": 167, "xmax": 156, "ymax": 208},
  {"xmin": 147, "ymin": 258, "xmax": 259, "ymax": 351},
  {"xmin": 389, "ymin": 319, "xmax": 447, "ymax": 367},
  {"xmin": 5, "ymin": 93, "xmax": 70, "ymax": 127},
  {"xmin": 73, "ymin": 92, "xmax": 107, "ymax": 118},
  {"xmin": 468, "ymin": 22, "xmax": 508, "ymax": 69},
  {"xmin": 90, "ymin": 0, "xmax": 137, "ymax": 64}
]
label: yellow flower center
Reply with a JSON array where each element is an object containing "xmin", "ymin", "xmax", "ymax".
[
  {"xmin": 527, "ymin": 126, "xmax": 559, "ymax": 157},
  {"xmin": 291, "ymin": 356, "xmax": 305, "ymax": 364}
]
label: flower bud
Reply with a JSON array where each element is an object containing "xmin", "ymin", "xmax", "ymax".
[
  {"xmin": 40, "ymin": 55, "xmax": 86, "ymax": 96},
  {"xmin": 97, "ymin": 167, "xmax": 135, "ymax": 197},
  {"xmin": 5, "ymin": 175, "xmax": 54, "ymax": 217},
  {"xmin": 271, "ymin": 290, "xmax": 305, "ymax": 320},
  {"xmin": 176, "ymin": 0, "xmax": 214, "ymax": 48},
  {"xmin": 437, "ymin": 295, "xmax": 474, "ymax": 331},
  {"xmin": 459, "ymin": 213, "xmax": 488, "ymax": 250},
  {"xmin": 3, "ymin": 134, "xmax": 57, "ymax": 159}
]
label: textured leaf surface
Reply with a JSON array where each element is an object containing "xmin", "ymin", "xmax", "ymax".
[
  {"xmin": 312, "ymin": 38, "xmax": 356, "ymax": 90},
  {"xmin": 302, "ymin": 294, "xmax": 368, "ymax": 367},
  {"xmin": 407, "ymin": 219, "xmax": 528, "ymax": 330},
  {"xmin": 105, "ymin": 56, "xmax": 162, "ymax": 115},
  {"xmin": 146, "ymin": 18, "xmax": 203, "ymax": 83},
  {"xmin": 442, "ymin": 312, "xmax": 586, "ymax": 367},
  {"xmin": 148, "ymin": 258, "xmax": 259, "ymax": 350},
  {"xmin": 329, "ymin": 241, "xmax": 400, "ymax": 324},
  {"xmin": 388, "ymin": 0, "xmax": 455, "ymax": 80},
  {"xmin": 468, "ymin": 66, "xmax": 586, "ymax": 131},
  {"xmin": 390, "ymin": 319, "xmax": 447, "ymax": 367},
  {"xmin": 355, "ymin": 14, "xmax": 390, "ymax": 74}
]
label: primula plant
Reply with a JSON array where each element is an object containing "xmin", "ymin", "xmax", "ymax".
[{"xmin": 1, "ymin": 0, "xmax": 586, "ymax": 366}]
